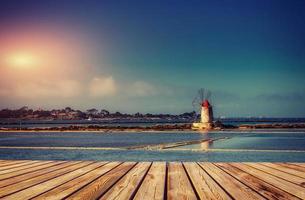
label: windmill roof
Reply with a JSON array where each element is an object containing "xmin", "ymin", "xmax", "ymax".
[{"xmin": 202, "ymin": 100, "xmax": 210, "ymax": 108}]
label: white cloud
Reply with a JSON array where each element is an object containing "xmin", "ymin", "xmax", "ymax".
[
  {"xmin": 89, "ymin": 76, "xmax": 117, "ymax": 97},
  {"xmin": 0, "ymin": 74, "xmax": 175, "ymax": 106},
  {"xmin": 13, "ymin": 80, "xmax": 82, "ymax": 98},
  {"xmin": 129, "ymin": 81, "xmax": 158, "ymax": 97},
  {"xmin": 0, "ymin": 75, "xmax": 118, "ymax": 99}
]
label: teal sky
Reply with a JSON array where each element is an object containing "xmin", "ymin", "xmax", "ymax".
[{"xmin": 0, "ymin": 0, "xmax": 304, "ymax": 117}]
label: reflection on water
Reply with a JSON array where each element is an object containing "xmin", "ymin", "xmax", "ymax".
[
  {"xmin": 0, "ymin": 130, "xmax": 304, "ymax": 161},
  {"xmin": 172, "ymin": 140, "xmax": 213, "ymax": 150},
  {"xmin": 170, "ymin": 132, "xmax": 305, "ymax": 151},
  {"xmin": 201, "ymin": 140, "xmax": 212, "ymax": 150}
]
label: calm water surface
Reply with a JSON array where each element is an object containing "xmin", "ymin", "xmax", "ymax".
[{"xmin": 0, "ymin": 130, "xmax": 304, "ymax": 162}]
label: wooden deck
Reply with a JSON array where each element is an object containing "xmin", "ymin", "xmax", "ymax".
[{"xmin": 0, "ymin": 160, "xmax": 304, "ymax": 199}]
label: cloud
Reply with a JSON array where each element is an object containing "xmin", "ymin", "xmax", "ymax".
[
  {"xmin": 13, "ymin": 80, "xmax": 82, "ymax": 98},
  {"xmin": 89, "ymin": 76, "xmax": 117, "ymax": 97},
  {"xmin": 128, "ymin": 81, "xmax": 158, "ymax": 97}
]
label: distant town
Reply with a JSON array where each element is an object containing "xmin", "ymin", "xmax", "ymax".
[
  {"xmin": 1, "ymin": 107, "xmax": 305, "ymax": 131},
  {"xmin": 0, "ymin": 106, "xmax": 196, "ymax": 120}
]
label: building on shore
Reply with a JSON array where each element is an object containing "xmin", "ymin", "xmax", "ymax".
[{"xmin": 192, "ymin": 99, "xmax": 213, "ymax": 130}]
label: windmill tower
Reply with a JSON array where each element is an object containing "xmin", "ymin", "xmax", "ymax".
[{"xmin": 192, "ymin": 88, "xmax": 214, "ymax": 130}]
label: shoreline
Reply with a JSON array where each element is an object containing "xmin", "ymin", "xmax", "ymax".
[
  {"xmin": 0, "ymin": 123, "xmax": 305, "ymax": 133},
  {"xmin": 0, "ymin": 146, "xmax": 304, "ymax": 153}
]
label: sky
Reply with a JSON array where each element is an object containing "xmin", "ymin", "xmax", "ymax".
[{"xmin": 0, "ymin": 0, "xmax": 304, "ymax": 117}]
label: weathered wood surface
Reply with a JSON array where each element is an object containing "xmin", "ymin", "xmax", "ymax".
[
  {"xmin": 0, "ymin": 160, "xmax": 304, "ymax": 200},
  {"xmin": 133, "ymin": 162, "xmax": 166, "ymax": 200},
  {"xmin": 167, "ymin": 162, "xmax": 197, "ymax": 200}
]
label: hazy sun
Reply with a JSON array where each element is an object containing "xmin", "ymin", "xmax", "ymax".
[{"xmin": 6, "ymin": 53, "xmax": 38, "ymax": 68}]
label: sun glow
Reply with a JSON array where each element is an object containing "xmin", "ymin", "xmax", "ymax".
[{"xmin": 6, "ymin": 53, "xmax": 38, "ymax": 68}]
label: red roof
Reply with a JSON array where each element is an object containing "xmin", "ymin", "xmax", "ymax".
[{"xmin": 202, "ymin": 100, "xmax": 210, "ymax": 108}]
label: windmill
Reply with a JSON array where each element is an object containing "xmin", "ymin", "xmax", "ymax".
[{"xmin": 192, "ymin": 88, "xmax": 214, "ymax": 129}]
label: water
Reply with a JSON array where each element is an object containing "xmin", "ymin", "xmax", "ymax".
[
  {"xmin": 173, "ymin": 131, "xmax": 305, "ymax": 150},
  {"xmin": 0, "ymin": 119, "xmax": 189, "ymax": 128},
  {"xmin": 0, "ymin": 130, "xmax": 305, "ymax": 162},
  {"xmin": 0, "ymin": 148, "xmax": 304, "ymax": 162},
  {"xmin": 0, "ymin": 131, "xmax": 213, "ymax": 147},
  {"xmin": 1, "ymin": 117, "xmax": 304, "ymax": 128}
]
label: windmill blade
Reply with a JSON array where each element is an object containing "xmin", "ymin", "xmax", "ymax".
[
  {"xmin": 192, "ymin": 88, "xmax": 213, "ymax": 110},
  {"xmin": 192, "ymin": 89, "xmax": 204, "ymax": 115},
  {"xmin": 191, "ymin": 88, "xmax": 214, "ymax": 124},
  {"xmin": 206, "ymin": 90, "xmax": 211, "ymax": 100},
  {"xmin": 199, "ymin": 88, "xmax": 205, "ymax": 102},
  {"xmin": 192, "ymin": 95, "xmax": 199, "ymax": 107},
  {"xmin": 192, "ymin": 103, "xmax": 201, "ymax": 113}
]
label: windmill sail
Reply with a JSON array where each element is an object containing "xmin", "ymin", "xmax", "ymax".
[{"xmin": 192, "ymin": 88, "xmax": 214, "ymax": 130}]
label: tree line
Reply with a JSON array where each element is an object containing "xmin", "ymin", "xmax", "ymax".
[{"xmin": 0, "ymin": 106, "xmax": 196, "ymax": 120}]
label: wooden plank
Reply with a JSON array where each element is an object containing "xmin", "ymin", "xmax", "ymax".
[
  {"xmin": 231, "ymin": 163, "xmax": 305, "ymax": 199},
  {"xmin": 215, "ymin": 163, "xmax": 299, "ymax": 200},
  {"xmin": 245, "ymin": 163, "xmax": 305, "ymax": 186},
  {"xmin": 261, "ymin": 163, "xmax": 305, "ymax": 179},
  {"xmin": 66, "ymin": 162, "xmax": 136, "ymax": 200},
  {"xmin": 0, "ymin": 160, "xmax": 34, "ymax": 168},
  {"xmin": 278, "ymin": 163, "xmax": 305, "ymax": 173},
  {"xmin": 100, "ymin": 162, "xmax": 151, "ymax": 200},
  {"xmin": 0, "ymin": 161, "xmax": 63, "ymax": 181},
  {"xmin": 184, "ymin": 162, "xmax": 232, "ymax": 200},
  {"xmin": 0, "ymin": 160, "xmax": 303, "ymax": 199},
  {"xmin": 167, "ymin": 162, "xmax": 197, "ymax": 200},
  {"xmin": 0, "ymin": 161, "xmax": 12, "ymax": 166},
  {"xmin": 134, "ymin": 162, "xmax": 166, "ymax": 200},
  {"xmin": 0, "ymin": 160, "xmax": 28, "ymax": 167},
  {"xmin": 0, "ymin": 160, "xmax": 29, "ymax": 163},
  {"xmin": 0, "ymin": 161, "xmax": 92, "ymax": 198},
  {"xmin": 0, "ymin": 160, "xmax": 33, "ymax": 162},
  {"xmin": 291, "ymin": 163, "xmax": 305, "ymax": 167},
  {"xmin": 199, "ymin": 163, "xmax": 264, "ymax": 200},
  {"xmin": 0, "ymin": 160, "xmax": 39, "ymax": 171},
  {"xmin": 0, "ymin": 161, "xmax": 68, "ymax": 186},
  {"xmin": 0, "ymin": 161, "xmax": 7, "ymax": 166},
  {"xmin": 0, "ymin": 161, "xmax": 54, "ymax": 175},
  {"xmin": 32, "ymin": 162, "xmax": 121, "ymax": 200},
  {"xmin": 3, "ymin": 162, "xmax": 107, "ymax": 199}
]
